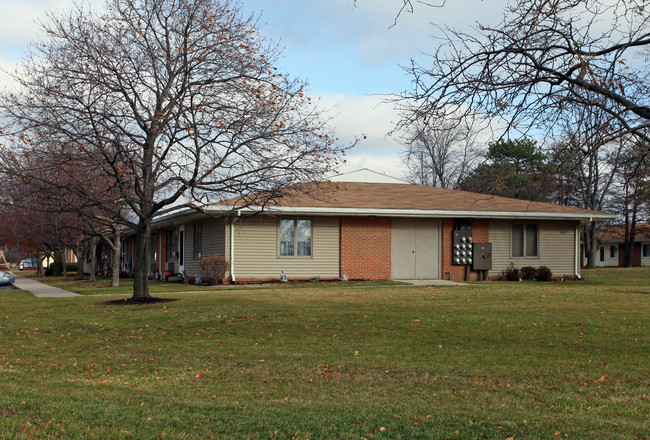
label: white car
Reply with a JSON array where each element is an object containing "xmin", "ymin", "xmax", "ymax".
[{"xmin": 19, "ymin": 259, "xmax": 37, "ymax": 270}]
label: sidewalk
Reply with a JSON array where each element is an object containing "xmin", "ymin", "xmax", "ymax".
[
  {"xmin": 395, "ymin": 279, "xmax": 466, "ymax": 286},
  {"xmin": 12, "ymin": 274, "xmax": 81, "ymax": 298}
]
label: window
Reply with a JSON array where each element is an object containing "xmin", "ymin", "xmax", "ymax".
[
  {"xmin": 193, "ymin": 223, "xmax": 202, "ymax": 259},
  {"xmin": 166, "ymin": 229, "xmax": 178, "ymax": 261},
  {"xmin": 610, "ymin": 245, "xmax": 618, "ymax": 260},
  {"xmin": 643, "ymin": 244, "xmax": 650, "ymax": 258},
  {"xmin": 279, "ymin": 219, "xmax": 312, "ymax": 257},
  {"xmin": 511, "ymin": 223, "xmax": 538, "ymax": 258}
]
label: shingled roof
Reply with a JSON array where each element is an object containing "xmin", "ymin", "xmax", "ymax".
[
  {"xmin": 211, "ymin": 181, "xmax": 615, "ymax": 221},
  {"xmin": 598, "ymin": 223, "xmax": 650, "ymax": 242}
]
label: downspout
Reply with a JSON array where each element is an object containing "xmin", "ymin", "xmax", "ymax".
[
  {"xmin": 230, "ymin": 215, "xmax": 239, "ymax": 283},
  {"xmin": 575, "ymin": 224, "xmax": 581, "ymax": 280}
]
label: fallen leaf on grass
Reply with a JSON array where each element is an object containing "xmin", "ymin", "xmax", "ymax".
[{"xmin": 553, "ymin": 430, "xmax": 561, "ymax": 438}]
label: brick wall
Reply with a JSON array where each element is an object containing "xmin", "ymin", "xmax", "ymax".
[
  {"xmin": 340, "ymin": 217, "xmax": 391, "ymax": 280},
  {"xmin": 441, "ymin": 219, "xmax": 489, "ymax": 282}
]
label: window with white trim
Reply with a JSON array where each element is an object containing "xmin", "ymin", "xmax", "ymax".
[
  {"xmin": 610, "ymin": 245, "xmax": 618, "ymax": 260},
  {"xmin": 511, "ymin": 223, "xmax": 538, "ymax": 258},
  {"xmin": 279, "ymin": 219, "xmax": 312, "ymax": 257}
]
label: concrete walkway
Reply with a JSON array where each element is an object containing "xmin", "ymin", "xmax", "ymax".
[
  {"xmin": 396, "ymin": 279, "xmax": 466, "ymax": 286},
  {"xmin": 12, "ymin": 274, "xmax": 81, "ymax": 298}
]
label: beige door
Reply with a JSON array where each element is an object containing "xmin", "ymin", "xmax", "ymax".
[{"xmin": 391, "ymin": 219, "xmax": 440, "ymax": 279}]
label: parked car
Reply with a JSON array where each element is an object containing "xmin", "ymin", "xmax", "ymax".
[
  {"xmin": 0, "ymin": 270, "xmax": 15, "ymax": 286},
  {"xmin": 19, "ymin": 259, "xmax": 37, "ymax": 270}
]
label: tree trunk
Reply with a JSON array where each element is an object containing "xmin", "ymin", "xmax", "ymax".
[
  {"xmin": 583, "ymin": 222, "xmax": 598, "ymax": 269},
  {"xmin": 623, "ymin": 208, "xmax": 637, "ymax": 268},
  {"xmin": 111, "ymin": 232, "xmax": 121, "ymax": 287},
  {"xmin": 89, "ymin": 236, "xmax": 97, "ymax": 282},
  {"xmin": 132, "ymin": 219, "xmax": 152, "ymax": 300},
  {"xmin": 62, "ymin": 247, "xmax": 68, "ymax": 278},
  {"xmin": 75, "ymin": 243, "xmax": 86, "ymax": 280},
  {"xmin": 36, "ymin": 253, "xmax": 44, "ymax": 275}
]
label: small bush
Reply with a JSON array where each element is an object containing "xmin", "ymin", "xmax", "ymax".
[
  {"xmin": 44, "ymin": 267, "xmax": 53, "ymax": 277},
  {"xmin": 199, "ymin": 256, "xmax": 230, "ymax": 283},
  {"xmin": 501, "ymin": 266, "xmax": 520, "ymax": 281},
  {"xmin": 66, "ymin": 263, "xmax": 78, "ymax": 272},
  {"xmin": 520, "ymin": 266, "xmax": 537, "ymax": 281},
  {"xmin": 535, "ymin": 266, "xmax": 553, "ymax": 282}
]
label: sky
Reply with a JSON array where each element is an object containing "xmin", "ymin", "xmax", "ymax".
[{"xmin": 0, "ymin": 0, "xmax": 506, "ymax": 179}]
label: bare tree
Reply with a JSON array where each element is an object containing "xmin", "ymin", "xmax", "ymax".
[
  {"xmin": 615, "ymin": 139, "xmax": 650, "ymax": 267},
  {"xmin": 398, "ymin": 0, "xmax": 650, "ymax": 146},
  {"xmin": 0, "ymin": 0, "xmax": 344, "ymax": 300},
  {"xmin": 550, "ymin": 104, "xmax": 623, "ymax": 267},
  {"xmin": 1, "ymin": 146, "xmax": 128, "ymax": 285},
  {"xmin": 401, "ymin": 119, "xmax": 482, "ymax": 188}
]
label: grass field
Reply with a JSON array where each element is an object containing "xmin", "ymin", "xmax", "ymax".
[
  {"xmin": 16, "ymin": 272, "xmax": 403, "ymax": 296},
  {"xmin": 1, "ymin": 268, "xmax": 648, "ymax": 439}
]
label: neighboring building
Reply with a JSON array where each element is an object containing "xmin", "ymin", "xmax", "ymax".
[
  {"xmin": 587, "ymin": 223, "xmax": 650, "ymax": 267},
  {"xmin": 134, "ymin": 170, "xmax": 615, "ymax": 283}
]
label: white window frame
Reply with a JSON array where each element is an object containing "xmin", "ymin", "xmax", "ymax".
[{"xmin": 609, "ymin": 245, "xmax": 618, "ymax": 260}]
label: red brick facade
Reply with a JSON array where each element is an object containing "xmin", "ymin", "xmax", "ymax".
[
  {"xmin": 340, "ymin": 217, "xmax": 391, "ymax": 280},
  {"xmin": 441, "ymin": 219, "xmax": 489, "ymax": 282}
]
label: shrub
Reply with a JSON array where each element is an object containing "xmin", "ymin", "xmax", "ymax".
[
  {"xmin": 535, "ymin": 266, "xmax": 553, "ymax": 282},
  {"xmin": 199, "ymin": 256, "xmax": 230, "ymax": 283},
  {"xmin": 520, "ymin": 266, "xmax": 537, "ymax": 281},
  {"xmin": 66, "ymin": 263, "xmax": 78, "ymax": 272},
  {"xmin": 501, "ymin": 266, "xmax": 520, "ymax": 281}
]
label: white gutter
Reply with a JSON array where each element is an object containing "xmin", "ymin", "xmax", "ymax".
[
  {"xmin": 230, "ymin": 218, "xmax": 236, "ymax": 283},
  {"xmin": 206, "ymin": 205, "xmax": 617, "ymax": 222},
  {"xmin": 575, "ymin": 224, "xmax": 581, "ymax": 280}
]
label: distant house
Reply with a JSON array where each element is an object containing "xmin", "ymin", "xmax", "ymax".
[
  {"xmin": 586, "ymin": 223, "xmax": 650, "ymax": 267},
  {"xmin": 132, "ymin": 169, "xmax": 615, "ymax": 283}
]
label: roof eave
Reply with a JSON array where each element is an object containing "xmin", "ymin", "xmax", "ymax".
[{"xmin": 206, "ymin": 205, "xmax": 616, "ymax": 221}]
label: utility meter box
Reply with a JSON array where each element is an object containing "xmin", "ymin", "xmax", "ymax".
[
  {"xmin": 472, "ymin": 243, "xmax": 492, "ymax": 271},
  {"xmin": 452, "ymin": 220, "xmax": 473, "ymax": 266}
]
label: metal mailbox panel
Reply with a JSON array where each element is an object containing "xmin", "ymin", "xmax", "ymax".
[{"xmin": 472, "ymin": 243, "xmax": 492, "ymax": 271}]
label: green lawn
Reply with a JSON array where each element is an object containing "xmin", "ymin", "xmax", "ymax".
[
  {"xmin": 17, "ymin": 272, "xmax": 404, "ymax": 295},
  {"xmin": 1, "ymin": 268, "xmax": 648, "ymax": 439}
]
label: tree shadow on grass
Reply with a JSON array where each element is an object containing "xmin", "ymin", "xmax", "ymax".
[{"xmin": 100, "ymin": 297, "xmax": 179, "ymax": 306}]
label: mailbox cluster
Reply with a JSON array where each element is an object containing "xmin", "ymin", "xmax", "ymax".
[{"xmin": 452, "ymin": 221, "xmax": 473, "ymax": 266}]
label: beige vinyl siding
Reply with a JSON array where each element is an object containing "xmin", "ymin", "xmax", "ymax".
[
  {"xmin": 231, "ymin": 215, "xmax": 340, "ymax": 279},
  {"xmin": 489, "ymin": 220, "xmax": 578, "ymax": 277},
  {"xmin": 604, "ymin": 245, "xmax": 620, "ymax": 267},
  {"xmin": 185, "ymin": 219, "xmax": 227, "ymax": 279}
]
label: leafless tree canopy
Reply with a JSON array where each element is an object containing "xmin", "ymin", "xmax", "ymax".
[
  {"xmin": 401, "ymin": 119, "xmax": 482, "ymax": 188},
  {"xmin": 399, "ymin": 0, "xmax": 650, "ymax": 144},
  {"xmin": 0, "ymin": 0, "xmax": 344, "ymax": 299}
]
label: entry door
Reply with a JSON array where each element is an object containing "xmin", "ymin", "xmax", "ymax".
[
  {"xmin": 391, "ymin": 219, "xmax": 440, "ymax": 279},
  {"xmin": 599, "ymin": 246, "xmax": 606, "ymax": 267}
]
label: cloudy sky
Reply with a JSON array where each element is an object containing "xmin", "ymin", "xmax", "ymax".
[{"xmin": 0, "ymin": 0, "xmax": 505, "ymax": 179}]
